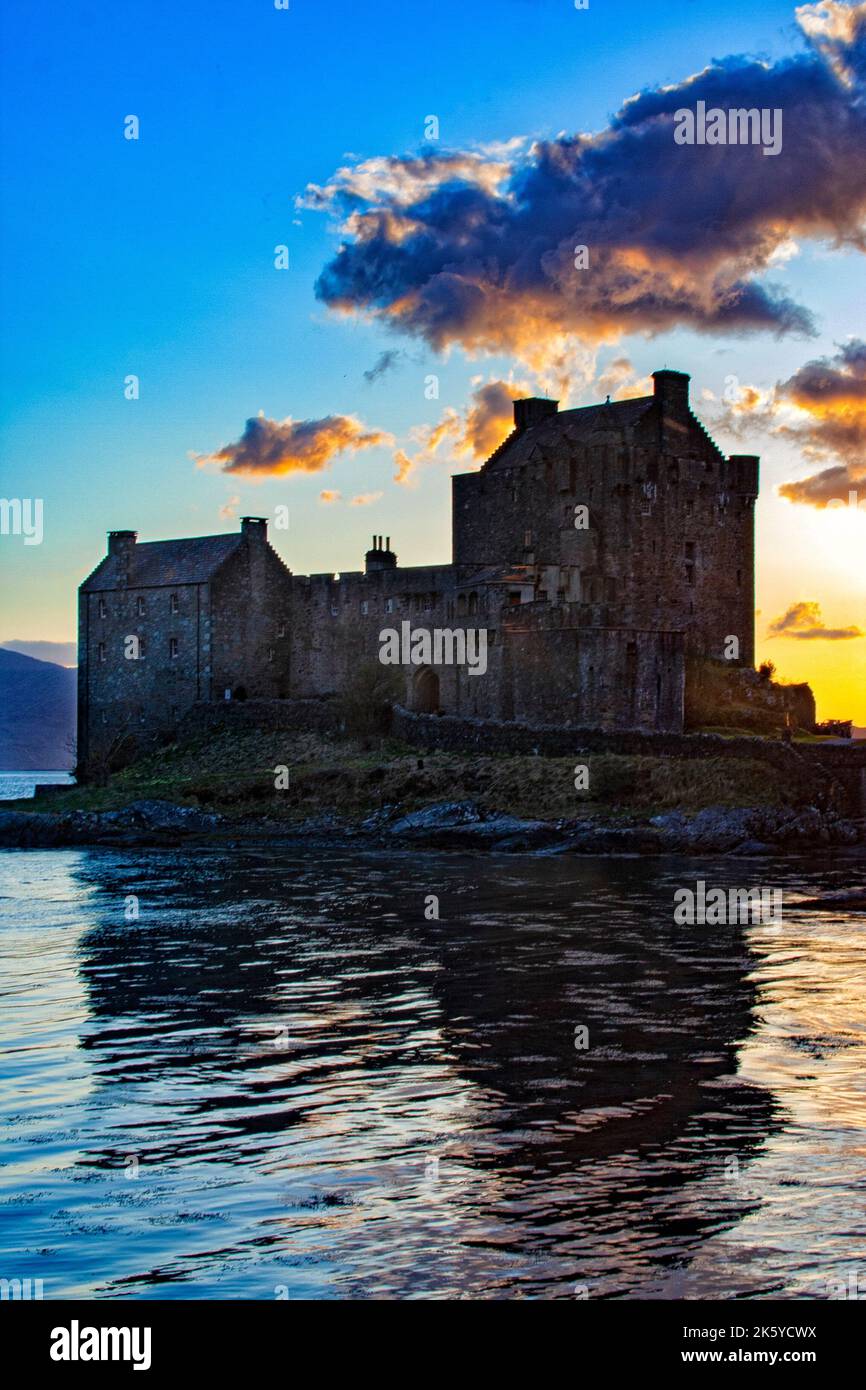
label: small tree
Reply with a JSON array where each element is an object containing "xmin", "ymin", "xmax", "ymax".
[{"xmin": 337, "ymin": 659, "xmax": 404, "ymax": 739}]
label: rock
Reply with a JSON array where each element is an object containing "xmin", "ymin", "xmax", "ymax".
[{"xmin": 387, "ymin": 800, "xmax": 483, "ymax": 834}]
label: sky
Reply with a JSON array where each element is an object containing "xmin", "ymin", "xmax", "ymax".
[{"xmin": 0, "ymin": 0, "xmax": 864, "ymax": 720}]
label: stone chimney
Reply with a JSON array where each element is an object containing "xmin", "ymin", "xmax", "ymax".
[
  {"xmin": 365, "ymin": 534, "xmax": 397, "ymax": 572},
  {"xmin": 652, "ymin": 370, "xmax": 690, "ymax": 417},
  {"xmin": 729, "ymin": 454, "xmax": 760, "ymax": 498},
  {"xmin": 241, "ymin": 516, "xmax": 268, "ymax": 542},
  {"xmin": 107, "ymin": 530, "xmax": 137, "ymax": 588},
  {"xmin": 513, "ymin": 397, "xmax": 559, "ymax": 432}
]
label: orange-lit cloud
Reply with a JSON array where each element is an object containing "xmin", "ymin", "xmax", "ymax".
[
  {"xmin": 767, "ymin": 600, "xmax": 863, "ymax": 640},
  {"xmin": 196, "ymin": 413, "xmax": 392, "ymax": 478},
  {"xmin": 350, "ymin": 491, "xmax": 383, "ymax": 505},
  {"xmin": 308, "ymin": 4, "xmax": 866, "ymax": 369},
  {"xmin": 319, "ymin": 490, "xmax": 342, "ymax": 504},
  {"xmin": 776, "ymin": 339, "xmax": 866, "ymax": 506},
  {"xmin": 393, "ymin": 377, "xmax": 533, "ymax": 483}
]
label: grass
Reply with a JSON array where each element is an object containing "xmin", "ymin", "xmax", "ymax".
[{"xmin": 12, "ymin": 728, "xmax": 805, "ymax": 826}]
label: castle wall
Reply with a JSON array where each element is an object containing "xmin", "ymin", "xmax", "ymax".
[
  {"xmin": 77, "ymin": 580, "xmax": 210, "ymax": 768},
  {"xmin": 452, "ymin": 398, "xmax": 756, "ymax": 667},
  {"xmin": 209, "ymin": 540, "xmax": 292, "ymax": 699}
]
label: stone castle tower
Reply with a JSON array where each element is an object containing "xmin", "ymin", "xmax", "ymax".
[{"xmin": 77, "ymin": 369, "xmax": 757, "ymax": 773}]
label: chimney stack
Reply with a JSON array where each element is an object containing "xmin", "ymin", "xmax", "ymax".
[
  {"xmin": 365, "ymin": 534, "xmax": 397, "ymax": 573},
  {"xmin": 652, "ymin": 369, "xmax": 690, "ymax": 417},
  {"xmin": 513, "ymin": 397, "xmax": 559, "ymax": 432},
  {"xmin": 107, "ymin": 530, "xmax": 136, "ymax": 587},
  {"xmin": 241, "ymin": 516, "xmax": 268, "ymax": 542}
]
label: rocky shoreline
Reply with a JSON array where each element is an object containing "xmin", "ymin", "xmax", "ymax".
[{"xmin": 0, "ymin": 797, "xmax": 861, "ymax": 857}]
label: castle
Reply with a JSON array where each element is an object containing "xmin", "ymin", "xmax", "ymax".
[{"xmin": 77, "ymin": 370, "xmax": 758, "ymax": 773}]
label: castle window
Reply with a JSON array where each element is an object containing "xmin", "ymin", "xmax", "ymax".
[
  {"xmin": 268, "ymin": 647, "xmax": 275, "ymax": 663},
  {"xmin": 684, "ymin": 541, "xmax": 695, "ymax": 559},
  {"xmin": 468, "ymin": 592, "xmax": 478, "ymax": 615},
  {"xmin": 523, "ymin": 529, "xmax": 533, "ymax": 548},
  {"xmin": 385, "ymin": 598, "xmax": 395, "ymax": 614},
  {"xmin": 170, "ymin": 593, "xmax": 179, "ymax": 614},
  {"xmin": 101, "ymin": 710, "xmax": 108, "ymax": 725},
  {"xmin": 330, "ymin": 605, "xmax": 339, "ymax": 617},
  {"xmin": 136, "ymin": 596, "xmax": 145, "ymax": 616},
  {"xmin": 360, "ymin": 600, "xmax": 369, "ymax": 615},
  {"xmin": 98, "ymin": 641, "xmax": 106, "ymax": 662},
  {"xmin": 685, "ymin": 563, "xmax": 695, "ymax": 586},
  {"xmin": 169, "ymin": 637, "xmax": 179, "ymax": 658},
  {"xmin": 139, "ymin": 637, "xmax": 146, "ymax": 658},
  {"xmin": 277, "ymin": 621, "xmax": 286, "ymax": 637},
  {"xmin": 98, "ymin": 598, "xmax": 107, "ymax": 619}
]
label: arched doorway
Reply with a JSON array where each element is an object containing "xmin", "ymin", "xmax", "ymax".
[{"xmin": 413, "ymin": 667, "xmax": 439, "ymax": 713}]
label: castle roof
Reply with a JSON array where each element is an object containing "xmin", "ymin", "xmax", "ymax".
[
  {"xmin": 80, "ymin": 533, "xmax": 245, "ymax": 591},
  {"xmin": 484, "ymin": 394, "xmax": 656, "ymax": 469}
]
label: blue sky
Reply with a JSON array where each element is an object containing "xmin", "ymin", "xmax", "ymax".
[{"xmin": 1, "ymin": 0, "xmax": 864, "ymax": 717}]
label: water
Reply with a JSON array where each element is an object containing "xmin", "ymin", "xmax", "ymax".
[
  {"xmin": 0, "ymin": 771, "xmax": 75, "ymax": 801},
  {"xmin": 0, "ymin": 845, "xmax": 864, "ymax": 1300}
]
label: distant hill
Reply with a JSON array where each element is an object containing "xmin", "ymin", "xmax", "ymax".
[
  {"xmin": 854, "ymin": 726, "xmax": 866, "ymax": 741},
  {"xmin": 0, "ymin": 638, "xmax": 76, "ymax": 667},
  {"xmin": 0, "ymin": 648, "xmax": 76, "ymax": 770}
]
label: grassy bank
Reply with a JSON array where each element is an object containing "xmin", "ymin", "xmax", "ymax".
[{"xmin": 18, "ymin": 728, "xmax": 809, "ymax": 825}]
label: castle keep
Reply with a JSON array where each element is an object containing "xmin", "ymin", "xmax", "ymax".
[{"xmin": 77, "ymin": 370, "xmax": 758, "ymax": 772}]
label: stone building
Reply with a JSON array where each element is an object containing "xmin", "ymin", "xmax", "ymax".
[
  {"xmin": 77, "ymin": 517, "xmax": 292, "ymax": 770},
  {"xmin": 77, "ymin": 369, "xmax": 759, "ymax": 773}
]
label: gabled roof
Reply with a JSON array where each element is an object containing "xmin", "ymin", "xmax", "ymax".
[
  {"xmin": 483, "ymin": 394, "xmax": 657, "ymax": 470},
  {"xmin": 80, "ymin": 534, "xmax": 245, "ymax": 591}
]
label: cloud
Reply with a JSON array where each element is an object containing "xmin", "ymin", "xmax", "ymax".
[
  {"xmin": 767, "ymin": 600, "xmax": 863, "ymax": 639},
  {"xmin": 219, "ymin": 494, "xmax": 241, "ymax": 519},
  {"xmin": 776, "ymin": 338, "xmax": 866, "ymax": 505},
  {"xmin": 305, "ymin": 3, "xmax": 866, "ymax": 368},
  {"xmin": 350, "ymin": 491, "xmax": 383, "ymax": 505},
  {"xmin": 394, "ymin": 376, "xmax": 533, "ymax": 483},
  {"xmin": 363, "ymin": 349, "xmax": 403, "ymax": 383},
  {"xmin": 196, "ymin": 412, "xmax": 393, "ymax": 478},
  {"xmin": 319, "ymin": 490, "xmax": 342, "ymax": 504}
]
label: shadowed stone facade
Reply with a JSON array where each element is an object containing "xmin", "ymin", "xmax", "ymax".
[{"xmin": 77, "ymin": 370, "xmax": 758, "ymax": 774}]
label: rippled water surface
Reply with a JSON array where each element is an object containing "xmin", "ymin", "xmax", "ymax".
[{"xmin": 1, "ymin": 846, "xmax": 864, "ymax": 1299}]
